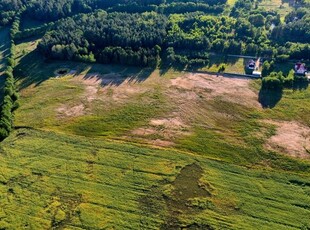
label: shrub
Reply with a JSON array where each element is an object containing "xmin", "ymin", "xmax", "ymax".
[
  {"xmin": 276, "ymin": 54, "xmax": 290, "ymax": 63},
  {"xmin": 261, "ymin": 60, "xmax": 275, "ymax": 77},
  {"xmin": 262, "ymin": 72, "xmax": 284, "ymax": 90},
  {"xmin": 0, "ymin": 128, "xmax": 9, "ymax": 141},
  {"xmin": 283, "ymin": 69, "xmax": 295, "ymax": 88},
  {"xmin": 218, "ymin": 63, "xmax": 226, "ymax": 72}
]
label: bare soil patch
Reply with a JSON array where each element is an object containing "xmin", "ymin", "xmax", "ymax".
[
  {"xmin": 131, "ymin": 117, "xmax": 190, "ymax": 147},
  {"xmin": 265, "ymin": 121, "xmax": 310, "ymax": 159},
  {"xmin": 72, "ymin": 72, "xmax": 148, "ymax": 103},
  {"xmin": 170, "ymin": 73, "xmax": 261, "ymax": 108},
  {"xmin": 57, "ymin": 104, "xmax": 85, "ymax": 118},
  {"xmin": 131, "ymin": 73, "xmax": 260, "ymax": 147}
]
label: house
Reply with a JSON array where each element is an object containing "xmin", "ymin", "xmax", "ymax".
[
  {"xmin": 247, "ymin": 60, "xmax": 256, "ymax": 70},
  {"xmin": 294, "ymin": 62, "xmax": 307, "ymax": 76}
]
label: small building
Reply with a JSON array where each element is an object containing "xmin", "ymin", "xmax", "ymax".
[
  {"xmin": 247, "ymin": 60, "xmax": 256, "ymax": 70},
  {"xmin": 294, "ymin": 62, "xmax": 307, "ymax": 76}
]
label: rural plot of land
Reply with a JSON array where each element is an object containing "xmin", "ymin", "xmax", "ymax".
[
  {"xmin": 1, "ymin": 37, "xmax": 309, "ymax": 229},
  {"xmin": 0, "ymin": 128, "xmax": 309, "ymax": 229},
  {"xmin": 259, "ymin": 0, "xmax": 293, "ymax": 19}
]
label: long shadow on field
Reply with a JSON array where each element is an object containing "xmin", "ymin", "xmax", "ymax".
[
  {"xmin": 259, "ymin": 89, "xmax": 283, "ymax": 108},
  {"xmin": 259, "ymin": 78, "xmax": 309, "ymax": 108},
  {"xmin": 0, "ymin": 27, "xmax": 10, "ymax": 74},
  {"xmin": 14, "ymin": 50, "xmax": 65, "ymax": 89},
  {"xmin": 82, "ymin": 64, "xmax": 155, "ymax": 87},
  {"xmin": 291, "ymin": 78, "xmax": 309, "ymax": 91},
  {"xmin": 14, "ymin": 49, "xmax": 155, "ymax": 90}
]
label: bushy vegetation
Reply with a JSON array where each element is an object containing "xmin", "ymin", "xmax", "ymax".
[
  {"xmin": 262, "ymin": 71, "xmax": 285, "ymax": 90},
  {"xmin": 262, "ymin": 68, "xmax": 308, "ymax": 91}
]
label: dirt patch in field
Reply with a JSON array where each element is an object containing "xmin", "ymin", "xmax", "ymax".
[
  {"xmin": 57, "ymin": 104, "xmax": 85, "ymax": 118},
  {"xmin": 72, "ymin": 73, "xmax": 148, "ymax": 103},
  {"xmin": 131, "ymin": 73, "xmax": 260, "ymax": 147},
  {"xmin": 265, "ymin": 121, "xmax": 310, "ymax": 159},
  {"xmin": 170, "ymin": 73, "xmax": 260, "ymax": 108},
  {"xmin": 131, "ymin": 117, "xmax": 190, "ymax": 147}
]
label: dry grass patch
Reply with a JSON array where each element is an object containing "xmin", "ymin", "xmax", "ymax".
[
  {"xmin": 170, "ymin": 73, "xmax": 261, "ymax": 108},
  {"xmin": 265, "ymin": 120, "xmax": 310, "ymax": 159},
  {"xmin": 56, "ymin": 104, "xmax": 86, "ymax": 118}
]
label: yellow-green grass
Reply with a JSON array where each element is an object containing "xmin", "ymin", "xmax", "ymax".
[
  {"xmin": 251, "ymin": 80, "xmax": 310, "ymax": 127},
  {"xmin": 7, "ymin": 37, "xmax": 310, "ymax": 229},
  {"xmin": 202, "ymin": 55, "xmax": 250, "ymax": 74},
  {"xmin": 13, "ymin": 41, "xmax": 310, "ymax": 168},
  {"xmin": 0, "ymin": 128, "xmax": 309, "ymax": 229},
  {"xmin": 227, "ymin": 0, "xmax": 237, "ymax": 6},
  {"xmin": 258, "ymin": 0, "xmax": 293, "ymax": 20}
]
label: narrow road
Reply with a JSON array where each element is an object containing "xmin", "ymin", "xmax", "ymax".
[{"xmin": 255, "ymin": 57, "xmax": 261, "ymax": 70}]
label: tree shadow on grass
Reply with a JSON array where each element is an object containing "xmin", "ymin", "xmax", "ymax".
[
  {"xmin": 259, "ymin": 78, "xmax": 309, "ymax": 108},
  {"xmin": 82, "ymin": 64, "xmax": 155, "ymax": 87},
  {"xmin": 14, "ymin": 50, "xmax": 67, "ymax": 89},
  {"xmin": 258, "ymin": 89, "xmax": 283, "ymax": 108},
  {"xmin": 292, "ymin": 78, "xmax": 309, "ymax": 90},
  {"xmin": 14, "ymin": 49, "xmax": 155, "ymax": 90}
]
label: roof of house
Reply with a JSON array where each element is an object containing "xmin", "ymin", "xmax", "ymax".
[{"xmin": 295, "ymin": 63, "xmax": 307, "ymax": 74}]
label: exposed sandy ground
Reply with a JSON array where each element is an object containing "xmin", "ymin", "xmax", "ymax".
[
  {"xmin": 57, "ymin": 71, "xmax": 262, "ymax": 147},
  {"xmin": 56, "ymin": 104, "xmax": 85, "ymax": 118},
  {"xmin": 132, "ymin": 117, "xmax": 191, "ymax": 147},
  {"xmin": 54, "ymin": 70, "xmax": 309, "ymax": 156},
  {"xmin": 57, "ymin": 72, "xmax": 149, "ymax": 117},
  {"xmin": 170, "ymin": 73, "xmax": 261, "ymax": 108},
  {"xmin": 75, "ymin": 72, "xmax": 149, "ymax": 102},
  {"xmin": 264, "ymin": 121, "xmax": 310, "ymax": 159},
  {"xmin": 131, "ymin": 73, "xmax": 260, "ymax": 146}
]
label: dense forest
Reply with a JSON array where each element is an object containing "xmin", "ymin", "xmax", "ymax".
[
  {"xmin": 0, "ymin": 0, "xmax": 227, "ymax": 25},
  {"xmin": 1, "ymin": 0, "xmax": 310, "ymax": 67}
]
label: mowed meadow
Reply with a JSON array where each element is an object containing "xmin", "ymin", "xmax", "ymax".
[{"xmin": 0, "ymin": 38, "xmax": 310, "ymax": 229}]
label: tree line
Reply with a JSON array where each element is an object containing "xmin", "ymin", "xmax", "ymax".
[
  {"xmin": 0, "ymin": 16, "xmax": 20, "ymax": 140},
  {"xmin": 38, "ymin": 11, "xmax": 167, "ymax": 67}
]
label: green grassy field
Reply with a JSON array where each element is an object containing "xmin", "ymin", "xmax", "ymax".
[
  {"xmin": 0, "ymin": 26, "xmax": 309, "ymax": 229},
  {"xmin": 202, "ymin": 55, "xmax": 248, "ymax": 74},
  {"xmin": 258, "ymin": 0, "xmax": 293, "ymax": 20},
  {"xmin": 0, "ymin": 128, "xmax": 309, "ymax": 229}
]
